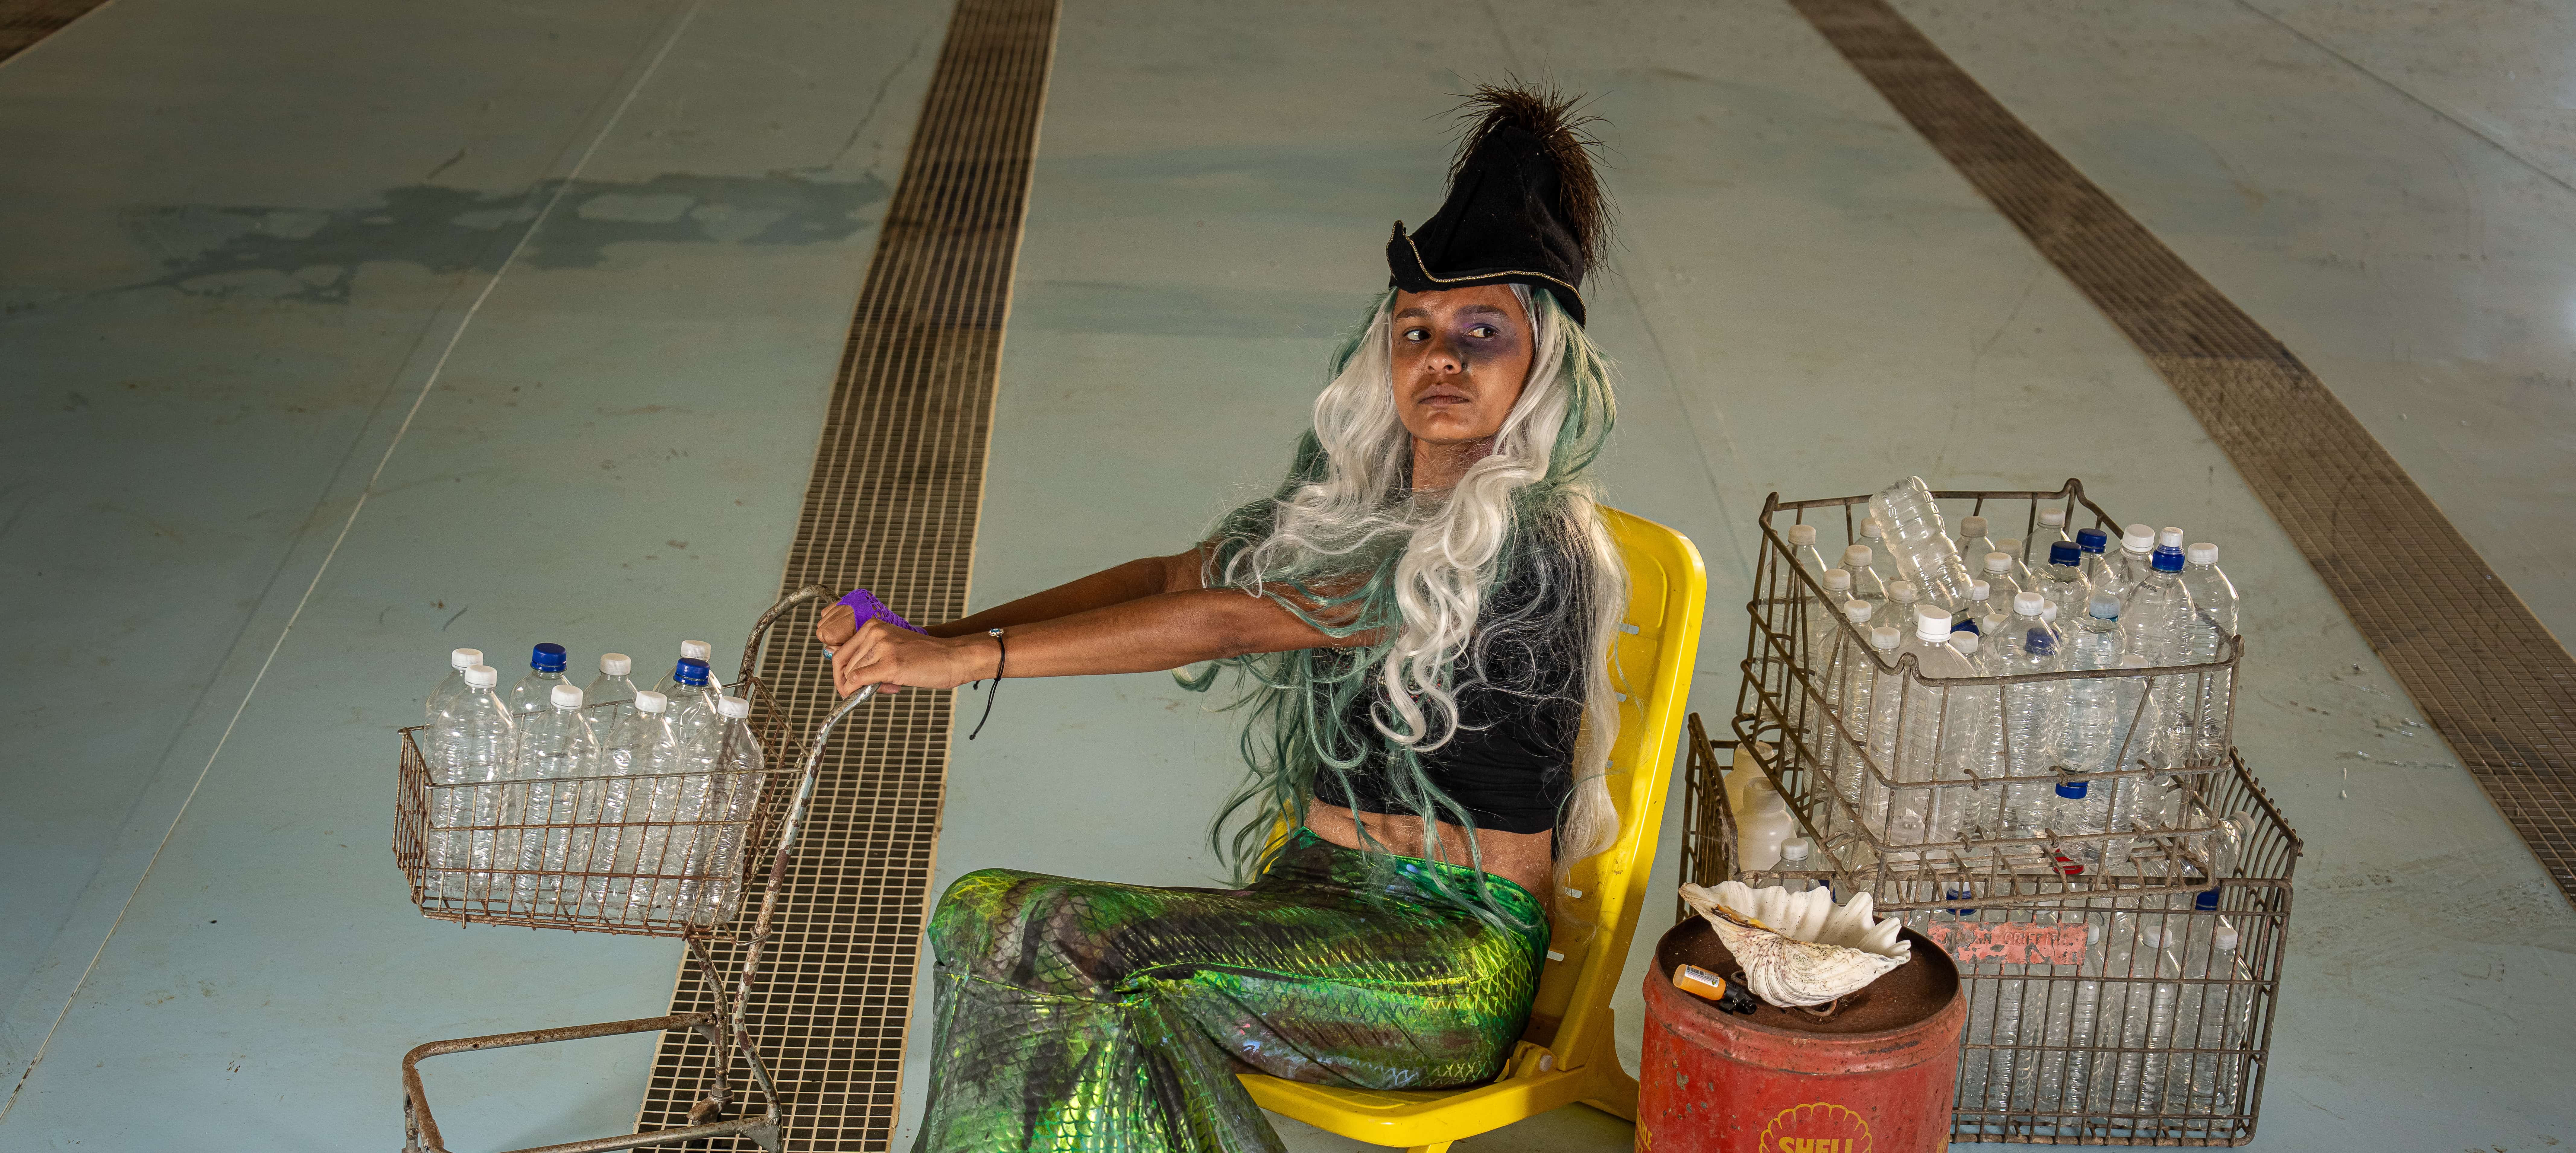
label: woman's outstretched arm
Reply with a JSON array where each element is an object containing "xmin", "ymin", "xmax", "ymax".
[
  {"xmin": 815, "ymin": 546, "xmax": 1209, "ymax": 647},
  {"xmin": 827, "ymin": 586, "xmax": 1370, "ymax": 697}
]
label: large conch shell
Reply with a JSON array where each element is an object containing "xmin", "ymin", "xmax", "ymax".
[{"xmin": 1677, "ymin": 881, "xmax": 1911, "ymax": 1008}]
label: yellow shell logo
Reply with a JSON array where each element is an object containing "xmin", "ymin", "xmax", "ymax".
[{"xmin": 1757, "ymin": 1101, "xmax": 1871, "ymax": 1153}]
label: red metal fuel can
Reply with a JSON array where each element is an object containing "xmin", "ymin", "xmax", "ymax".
[{"xmin": 1637, "ymin": 917, "xmax": 1964, "ymax": 1153}]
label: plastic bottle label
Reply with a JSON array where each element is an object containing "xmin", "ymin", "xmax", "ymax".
[{"xmin": 1923, "ymin": 921, "xmax": 2087, "ymax": 965}]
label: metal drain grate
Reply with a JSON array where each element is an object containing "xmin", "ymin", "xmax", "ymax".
[
  {"xmin": 1789, "ymin": 0, "xmax": 2576, "ymax": 902},
  {"xmin": 0, "ymin": 0, "xmax": 110, "ymax": 62},
  {"xmin": 632, "ymin": 0, "xmax": 1059, "ymax": 1147}
]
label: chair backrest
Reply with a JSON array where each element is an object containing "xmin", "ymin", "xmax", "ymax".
[{"xmin": 1523, "ymin": 506, "xmax": 1706, "ymax": 1059}]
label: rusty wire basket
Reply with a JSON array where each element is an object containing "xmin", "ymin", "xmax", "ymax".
[
  {"xmin": 1739, "ymin": 481, "xmax": 2248, "ymax": 907},
  {"xmin": 396, "ymin": 584, "xmax": 871, "ymax": 1153},
  {"xmin": 1682, "ymin": 479, "xmax": 2303, "ymax": 1145}
]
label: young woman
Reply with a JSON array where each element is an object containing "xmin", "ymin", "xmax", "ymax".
[{"xmin": 817, "ymin": 87, "xmax": 1629, "ymax": 1153}]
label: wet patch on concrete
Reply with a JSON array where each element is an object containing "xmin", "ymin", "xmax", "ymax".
[{"xmin": 112, "ymin": 171, "xmax": 891, "ymax": 305}]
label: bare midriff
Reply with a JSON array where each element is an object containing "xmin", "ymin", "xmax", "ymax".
[{"xmin": 1302, "ymin": 799, "xmax": 1553, "ymax": 900}]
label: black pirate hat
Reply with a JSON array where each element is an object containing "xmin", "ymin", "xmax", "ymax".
[{"xmin": 1387, "ymin": 85, "xmax": 1610, "ymax": 326}]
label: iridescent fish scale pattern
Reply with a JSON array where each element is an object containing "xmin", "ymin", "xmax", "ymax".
[{"xmin": 910, "ymin": 831, "xmax": 1548, "ymax": 1152}]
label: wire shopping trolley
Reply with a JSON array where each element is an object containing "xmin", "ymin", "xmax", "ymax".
[{"xmin": 394, "ymin": 585, "xmax": 868, "ymax": 1153}]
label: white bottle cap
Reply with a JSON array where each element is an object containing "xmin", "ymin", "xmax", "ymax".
[
  {"xmin": 2119, "ymin": 653, "xmax": 2151, "ymax": 669},
  {"xmin": 2141, "ymin": 926, "xmax": 2164, "ymax": 948},
  {"xmin": 680, "ymin": 640, "xmax": 712, "ymax": 661},
  {"xmin": 2089, "ymin": 594, "xmax": 2121, "ymax": 619},
  {"xmin": 551, "ymin": 683, "xmax": 586, "ymax": 709},
  {"xmin": 1842, "ymin": 544, "xmax": 1873, "ymax": 569},
  {"xmin": 2215, "ymin": 926, "xmax": 2240, "ymax": 951},
  {"xmin": 2122, "ymin": 523, "xmax": 2154, "ymax": 553},
  {"xmin": 463, "ymin": 664, "xmax": 498, "ymax": 689},
  {"xmin": 1822, "ymin": 567, "xmax": 1853, "ymax": 592},
  {"xmin": 1860, "ymin": 516, "xmax": 1885, "ymax": 540},
  {"xmin": 2040, "ymin": 601, "xmax": 2060, "ymax": 622},
  {"xmin": 1788, "ymin": 523, "xmax": 1818, "ymax": 546},
  {"xmin": 1780, "ymin": 837, "xmax": 1811, "ymax": 863},
  {"xmin": 599, "ymin": 653, "xmax": 632, "ymax": 676},
  {"xmin": 1845, "ymin": 599, "xmax": 1874, "ymax": 623},
  {"xmin": 2187, "ymin": 542, "xmax": 2219, "ymax": 565},
  {"xmin": 1952, "ymin": 631, "xmax": 1981, "ymax": 656},
  {"xmin": 1983, "ymin": 551, "xmax": 2013, "ymax": 574},
  {"xmin": 1960, "ymin": 515, "xmax": 1988, "ymax": 537},
  {"xmin": 1969, "ymin": 579, "xmax": 1990, "ymax": 602},
  {"xmin": 2013, "ymin": 590, "xmax": 2045, "ymax": 616},
  {"xmin": 717, "ymin": 695, "xmax": 751, "ymax": 720},
  {"xmin": 2040, "ymin": 508, "xmax": 2066, "ymax": 528},
  {"xmin": 1915, "ymin": 608, "xmax": 1953, "ymax": 640},
  {"xmin": 1871, "ymin": 625, "xmax": 1901, "ymax": 650},
  {"xmin": 634, "ymin": 690, "xmax": 669, "ymax": 714},
  {"xmin": 2158, "ymin": 526, "xmax": 2186, "ymax": 548},
  {"xmin": 1887, "ymin": 580, "xmax": 1917, "ymax": 604},
  {"xmin": 450, "ymin": 647, "xmax": 482, "ymax": 670}
]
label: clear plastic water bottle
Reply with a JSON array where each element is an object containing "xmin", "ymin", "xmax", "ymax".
[
  {"xmin": 2099, "ymin": 653, "xmax": 2167, "ymax": 869},
  {"xmin": 2179, "ymin": 542, "xmax": 2240, "ymax": 763},
  {"xmin": 1928, "ymin": 891, "xmax": 1992, "ymax": 1104},
  {"xmin": 2036, "ymin": 541, "xmax": 2093, "ymax": 623},
  {"xmin": 1956, "ymin": 515, "xmax": 1998, "ymax": 567},
  {"xmin": 665, "ymin": 657, "xmax": 722, "ymax": 745},
  {"xmin": 1955, "ymin": 580, "xmax": 1991, "ymax": 636},
  {"xmin": 2099, "ymin": 523, "xmax": 2155, "ymax": 603},
  {"xmin": 1894, "ymin": 609, "xmax": 1979, "ymax": 851},
  {"xmin": 1809, "ymin": 568, "xmax": 1856, "ymax": 660},
  {"xmin": 1776, "ymin": 837, "xmax": 1818, "ymax": 891},
  {"xmin": 507, "ymin": 643, "xmax": 571, "ymax": 718},
  {"xmin": 2074, "ymin": 527, "xmax": 2117, "ymax": 594},
  {"xmin": 1992, "ymin": 592, "xmax": 2065, "ymax": 831},
  {"xmin": 1816, "ymin": 599, "xmax": 1874, "ymax": 789},
  {"xmin": 1884, "ymin": 580, "xmax": 1923, "ymax": 636},
  {"xmin": 1980, "ymin": 551, "xmax": 2021, "ymax": 607},
  {"xmin": 1993, "ymin": 538, "xmax": 2036, "ymax": 589},
  {"xmin": 2187, "ymin": 923, "xmax": 2250, "ymax": 1112},
  {"xmin": 592, "ymin": 690, "xmax": 679, "ymax": 913},
  {"xmin": 620, "ymin": 691, "xmax": 690, "ymax": 916},
  {"xmin": 2037, "ymin": 507, "xmax": 2072, "ymax": 549},
  {"xmin": 2131, "ymin": 924, "xmax": 2186, "ymax": 1115},
  {"xmin": 428, "ymin": 647, "xmax": 483, "ymax": 720},
  {"xmin": 2050, "ymin": 596, "xmax": 2125, "ymax": 859},
  {"xmin": 1841, "ymin": 545, "xmax": 1891, "ymax": 610},
  {"xmin": 689, "ymin": 694, "xmax": 765, "ymax": 924},
  {"xmin": 2121, "ymin": 528, "xmax": 2197, "ymax": 669},
  {"xmin": 433, "ymin": 665, "xmax": 516, "ymax": 902},
  {"xmin": 1856, "ymin": 625, "xmax": 1907, "ymax": 842},
  {"xmin": 2032, "ymin": 912, "xmax": 2094, "ymax": 1123},
  {"xmin": 652, "ymin": 640, "xmax": 722, "ymax": 696},
  {"xmin": 1945, "ymin": 630, "xmax": 2010, "ymax": 838},
  {"xmin": 1868, "ymin": 477, "xmax": 1977, "ymax": 611},
  {"xmin": 512, "ymin": 682, "xmax": 600, "ymax": 908},
  {"xmin": 1787, "ymin": 523, "xmax": 1832, "ymax": 586},
  {"xmin": 585, "ymin": 652, "xmax": 639, "ymax": 729}
]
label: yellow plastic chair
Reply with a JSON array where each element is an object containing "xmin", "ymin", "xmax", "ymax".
[{"xmin": 1240, "ymin": 506, "xmax": 1707, "ymax": 1151}]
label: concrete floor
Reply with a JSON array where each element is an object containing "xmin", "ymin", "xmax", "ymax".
[{"xmin": 2, "ymin": 1, "xmax": 2571, "ymax": 1151}]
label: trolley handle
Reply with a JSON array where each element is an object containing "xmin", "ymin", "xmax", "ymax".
[{"xmin": 735, "ymin": 583, "xmax": 837, "ymax": 693}]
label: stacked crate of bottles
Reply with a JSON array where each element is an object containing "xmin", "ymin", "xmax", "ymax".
[{"xmin": 1723, "ymin": 480, "xmax": 2303, "ymax": 1145}]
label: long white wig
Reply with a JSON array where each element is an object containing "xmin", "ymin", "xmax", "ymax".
[{"xmin": 1180, "ymin": 283, "xmax": 1626, "ymax": 925}]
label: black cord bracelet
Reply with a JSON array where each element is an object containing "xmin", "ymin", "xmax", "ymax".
[{"xmin": 966, "ymin": 627, "xmax": 1005, "ymax": 740}]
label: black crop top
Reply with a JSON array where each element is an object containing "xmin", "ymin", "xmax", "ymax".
[{"xmin": 1310, "ymin": 546, "xmax": 1590, "ymax": 834}]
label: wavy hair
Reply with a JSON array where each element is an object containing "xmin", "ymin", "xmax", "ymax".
[{"xmin": 1178, "ymin": 284, "xmax": 1627, "ymax": 927}]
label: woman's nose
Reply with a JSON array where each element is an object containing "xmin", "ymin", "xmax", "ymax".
[{"xmin": 1425, "ymin": 335, "xmax": 1465, "ymax": 375}]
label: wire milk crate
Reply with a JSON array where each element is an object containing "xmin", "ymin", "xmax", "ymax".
[
  {"xmin": 1740, "ymin": 480, "xmax": 2248, "ymax": 906},
  {"xmin": 395, "ymin": 585, "xmax": 870, "ymax": 1153},
  {"xmin": 1688, "ymin": 481, "xmax": 2303, "ymax": 1144}
]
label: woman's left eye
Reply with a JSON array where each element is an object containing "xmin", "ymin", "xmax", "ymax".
[{"xmin": 1468, "ymin": 325, "xmax": 1497, "ymax": 338}]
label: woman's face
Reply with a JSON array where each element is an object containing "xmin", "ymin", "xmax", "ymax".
[{"xmin": 1389, "ymin": 285, "xmax": 1533, "ymax": 448}]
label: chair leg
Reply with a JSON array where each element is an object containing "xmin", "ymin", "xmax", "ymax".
[{"xmin": 1580, "ymin": 1061, "xmax": 1640, "ymax": 1122}]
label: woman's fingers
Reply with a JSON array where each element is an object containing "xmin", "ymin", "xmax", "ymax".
[{"xmin": 816, "ymin": 603, "xmax": 857, "ymax": 646}]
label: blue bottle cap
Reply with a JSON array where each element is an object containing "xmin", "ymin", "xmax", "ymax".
[
  {"xmin": 2025, "ymin": 631, "xmax": 2055, "ymax": 657},
  {"xmin": 2152, "ymin": 546, "xmax": 2187, "ymax": 573},
  {"xmin": 2195, "ymin": 888, "xmax": 2220, "ymax": 911},
  {"xmin": 531, "ymin": 642, "xmax": 567, "ymax": 672},
  {"xmin": 1953, "ymin": 618, "xmax": 1979, "ymax": 634},
  {"xmin": 2055, "ymin": 780, "xmax": 2088, "ymax": 799},
  {"xmin": 2075, "ymin": 527, "xmax": 2109, "ymax": 553},
  {"xmin": 2048, "ymin": 541, "xmax": 2082, "ymax": 567},
  {"xmin": 674, "ymin": 657, "xmax": 711, "ymax": 687}
]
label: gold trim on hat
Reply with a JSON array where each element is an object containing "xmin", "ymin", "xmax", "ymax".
[{"xmin": 1394, "ymin": 230, "xmax": 1583, "ymax": 299}]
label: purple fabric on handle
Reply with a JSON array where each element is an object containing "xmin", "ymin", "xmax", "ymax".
[{"xmin": 836, "ymin": 588, "xmax": 924, "ymax": 634}]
